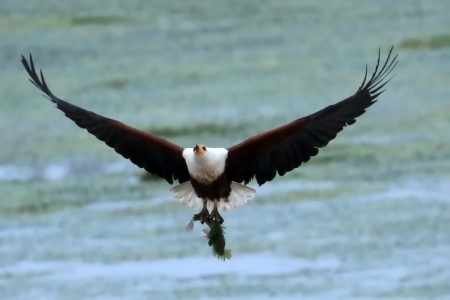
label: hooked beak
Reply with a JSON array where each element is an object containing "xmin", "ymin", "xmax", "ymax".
[{"xmin": 193, "ymin": 144, "xmax": 206, "ymax": 155}]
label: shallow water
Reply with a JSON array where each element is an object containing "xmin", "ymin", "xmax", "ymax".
[{"xmin": 1, "ymin": 1, "xmax": 450, "ymax": 299}]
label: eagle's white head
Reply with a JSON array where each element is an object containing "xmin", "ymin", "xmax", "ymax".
[{"xmin": 193, "ymin": 144, "xmax": 207, "ymax": 155}]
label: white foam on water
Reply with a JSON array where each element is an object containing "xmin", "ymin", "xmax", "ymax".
[{"xmin": 0, "ymin": 254, "xmax": 340, "ymax": 281}]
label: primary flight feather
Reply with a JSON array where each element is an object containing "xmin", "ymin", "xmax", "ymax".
[{"xmin": 22, "ymin": 47, "xmax": 397, "ymax": 226}]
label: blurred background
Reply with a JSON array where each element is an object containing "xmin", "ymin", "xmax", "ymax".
[{"xmin": 1, "ymin": 1, "xmax": 449, "ymax": 299}]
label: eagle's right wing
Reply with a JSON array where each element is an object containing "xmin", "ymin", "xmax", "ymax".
[{"xmin": 22, "ymin": 55, "xmax": 190, "ymax": 184}]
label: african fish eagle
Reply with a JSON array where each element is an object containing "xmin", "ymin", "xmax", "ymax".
[{"xmin": 21, "ymin": 47, "xmax": 397, "ymax": 225}]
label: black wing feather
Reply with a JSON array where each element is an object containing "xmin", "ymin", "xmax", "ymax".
[
  {"xmin": 22, "ymin": 54, "xmax": 190, "ymax": 184},
  {"xmin": 226, "ymin": 47, "xmax": 397, "ymax": 185}
]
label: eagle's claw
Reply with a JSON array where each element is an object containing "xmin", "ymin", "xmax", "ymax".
[
  {"xmin": 210, "ymin": 209, "xmax": 224, "ymax": 224},
  {"xmin": 193, "ymin": 208, "xmax": 210, "ymax": 224}
]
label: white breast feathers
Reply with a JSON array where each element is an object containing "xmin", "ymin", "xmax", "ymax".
[{"xmin": 182, "ymin": 147, "xmax": 228, "ymax": 184}]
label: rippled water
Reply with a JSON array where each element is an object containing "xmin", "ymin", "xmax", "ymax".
[{"xmin": 1, "ymin": 1, "xmax": 450, "ymax": 299}]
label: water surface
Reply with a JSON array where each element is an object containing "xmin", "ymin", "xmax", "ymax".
[{"xmin": 1, "ymin": 1, "xmax": 449, "ymax": 299}]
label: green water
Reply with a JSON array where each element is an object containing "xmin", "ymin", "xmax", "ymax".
[{"xmin": 1, "ymin": 1, "xmax": 449, "ymax": 299}]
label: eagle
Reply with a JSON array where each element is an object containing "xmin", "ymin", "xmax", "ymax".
[{"xmin": 21, "ymin": 47, "xmax": 396, "ymax": 227}]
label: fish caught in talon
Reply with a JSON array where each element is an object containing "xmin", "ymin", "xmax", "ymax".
[{"xmin": 204, "ymin": 220, "xmax": 232, "ymax": 260}]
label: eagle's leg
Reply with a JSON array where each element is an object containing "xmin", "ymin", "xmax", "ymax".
[
  {"xmin": 193, "ymin": 198, "xmax": 210, "ymax": 224},
  {"xmin": 210, "ymin": 199, "xmax": 224, "ymax": 224}
]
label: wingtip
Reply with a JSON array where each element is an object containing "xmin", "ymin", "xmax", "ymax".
[
  {"xmin": 29, "ymin": 54, "xmax": 34, "ymax": 69},
  {"xmin": 21, "ymin": 54, "xmax": 30, "ymax": 70},
  {"xmin": 359, "ymin": 64, "xmax": 368, "ymax": 89},
  {"xmin": 361, "ymin": 46, "xmax": 397, "ymax": 94},
  {"xmin": 22, "ymin": 53, "xmax": 57, "ymax": 102}
]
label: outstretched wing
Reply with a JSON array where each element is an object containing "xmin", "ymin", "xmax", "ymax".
[
  {"xmin": 22, "ymin": 55, "xmax": 190, "ymax": 184},
  {"xmin": 225, "ymin": 47, "xmax": 397, "ymax": 185}
]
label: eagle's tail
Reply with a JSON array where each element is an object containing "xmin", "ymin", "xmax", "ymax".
[{"xmin": 218, "ymin": 182, "xmax": 256, "ymax": 211}]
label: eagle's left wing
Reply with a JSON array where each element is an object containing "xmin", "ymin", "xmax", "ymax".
[{"xmin": 225, "ymin": 47, "xmax": 397, "ymax": 185}]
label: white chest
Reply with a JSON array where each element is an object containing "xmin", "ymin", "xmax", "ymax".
[{"xmin": 182, "ymin": 148, "xmax": 228, "ymax": 184}]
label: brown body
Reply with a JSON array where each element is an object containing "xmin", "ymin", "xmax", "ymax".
[{"xmin": 190, "ymin": 174, "xmax": 232, "ymax": 200}]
